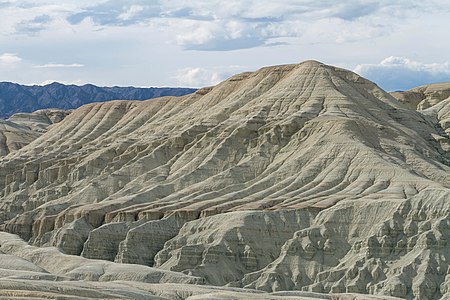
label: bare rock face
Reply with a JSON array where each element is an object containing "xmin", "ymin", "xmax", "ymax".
[
  {"xmin": 0, "ymin": 109, "xmax": 70, "ymax": 156},
  {"xmin": 391, "ymin": 83, "xmax": 450, "ymax": 154},
  {"xmin": 0, "ymin": 61, "xmax": 449, "ymax": 299},
  {"xmin": 115, "ymin": 211, "xmax": 197, "ymax": 266},
  {"xmin": 0, "ymin": 232, "xmax": 400, "ymax": 299},
  {"xmin": 242, "ymin": 190, "xmax": 450, "ymax": 299},
  {"xmin": 154, "ymin": 209, "xmax": 319, "ymax": 285},
  {"xmin": 81, "ymin": 221, "xmax": 132, "ymax": 261},
  {"xmin": 390, "ymin": 82, "xmax": 450, "ymax": 110}
]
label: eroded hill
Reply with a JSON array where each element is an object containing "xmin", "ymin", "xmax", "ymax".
[{"xmin": 0, "ymin": 61, "xmax": 449, "ymax": 299}]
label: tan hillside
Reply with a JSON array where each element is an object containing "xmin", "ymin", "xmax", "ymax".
[
  {"xmin": 0, "ymin": 61, "xmax": 449, "ymax": 299},
  {"xmin": 391, "ymin": 82, "xmax": 450, "ymax": 110},
  {"xmin": 0, "ymin": 109, "xmax": 70, "ymax": 156},
  {"xmin": 391, "ymin": 82, "xmax": 450, "ymax": 153}
]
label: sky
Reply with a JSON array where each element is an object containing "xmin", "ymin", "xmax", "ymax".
[{"xmin": 0, "ymin": 0, "xmax": 449, "ymax": 91}]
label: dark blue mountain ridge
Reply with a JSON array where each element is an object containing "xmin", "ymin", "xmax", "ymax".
[{"xmin": 0, "ymin": 82, "xmax": 196, "ymax": 118}]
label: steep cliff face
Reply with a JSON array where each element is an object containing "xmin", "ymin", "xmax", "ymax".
[{"xmin": 0, "ymin": 61, "xmax": 449, "ymax": 299}]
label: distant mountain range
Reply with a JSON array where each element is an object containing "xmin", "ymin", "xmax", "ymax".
[{"xmin": 0, "ymin": 82, "xmax": 196, "ymax": 118}]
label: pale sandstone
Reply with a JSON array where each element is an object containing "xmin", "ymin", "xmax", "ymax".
[
  {"xmin": 390, "ymin": 82, "xmax": 450, "ymax": 110},
  {"xmin": 0, "ymin": 109, "xmax": 70, "ymax": 156}
]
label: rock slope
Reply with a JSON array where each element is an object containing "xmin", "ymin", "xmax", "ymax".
[
  {"xmin": 391, "ymin": 83, "xmax": 450, "ymax": 154},
  {"xmin": 0, "ymin": 61, "xmax": 449, "ymax": 299},
  {"xmin": 0, "ymin": 109, "xmax": 70, "ymax": 156},
  {"xmin": 1, "ymin": 232, "xmax": 399, "ymax": 299},
  {"xmin": 390, "ymin": 82, "xmax": 450, "ymax": 110}
]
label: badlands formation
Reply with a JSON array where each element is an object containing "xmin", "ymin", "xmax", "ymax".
[
  {"xmin": 0, "ymin": 109, "xmax": 70, "ymax": 156},
  {"xmin": 0, "ymin": 61, "xmax": 449, "ymax": 299}
]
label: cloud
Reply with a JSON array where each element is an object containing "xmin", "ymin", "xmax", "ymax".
[
  {"xmin": 38, "ymin": 79, "xmax": 86, "ymax": 86},
  {"xmin": 0, "ymin": 0, "xmax": 442, "ymax": 52},
  {"xmin": 175, "ymin": 67, "xmax": 224, "ymax": 87},
  {"xmin": 331, "ymin": 2, "xmax": 381, "ymax": 20},
  {"xmin": 173, "ymin": 19, "xmax": 301, "ymax": 51},
  {"xmin": 0, "ymin": 53, "xmax": 22, "ymax": 64},
  {"xmin": 15, "ymin": 14, "xmax": 53, "ymax": 35},
  {"xmin": 1, "ymin": 1, "xmax": 450, "ymax": 89},
  {"xmin": 174, "ymin": 20, "xmax": 266, "ymax": 51},
  {"xmin": 0, "ymin": 1, "xmax": 12, "ymax": 8},
  {"xmin": 161, "ymin": 0, "xmax": 447, "ymax": 51},
  {"xmin": 118, "ymin": 5, "xmax": 145, "ymax": 21},
  {"xmin": 354, "ymin": 57, "xmax": 450, "ymax": 91},
  {"xmin": 33, "ymin": 63, "xmax": 85, "ymax": 68},
  {"xmin": 67, "ymin": 0, "xmax": 161, "ymax": 26},
  {"xmin": 175, "ymin": 65, "xmax": 249, "ymax": 87},
  {"xmin": 63, "ymin": 0, "xmax": 401, "ymax": 51}
]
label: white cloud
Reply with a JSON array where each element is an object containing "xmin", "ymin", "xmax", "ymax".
[
  {"xmin": 33, "ymin": 63, "xmax": 84, "ymax": 68},
  {"xmin": 172, "ymin": 18, "xmax": 298, "ymax": 51},
  {"xmin": 2, "ymin": 0, "xmax": 448, "ymax": 52},
  {"xmin": 354, "ymin": 57, "xmax": 450, "ymax": 91},
  {"xmin": 175, "ymin": 65, "xmax": 249, "ymax": 87},
  {"xmin": 38, "ymin": 79, "xmax": 86, "ymax": 86},
  {"xmin": 118, "ymin": 5, "xmax": 145, "ymax": 21},
  {"xmin": 0, "ymin": 1, "xmax": 450, "ymax": 87},
  {"xmin": 175, "ymin": 67, "xmax": 224, "ymax": 87},
  {"xmin": 0, "ymin": 53, "xmax": 22, "ymax": 64},
  {"xmin": 175, "ymin": 21, "xmax": 217, "ymax": 47},
  {"xmin": 59, "ymin": 0, "xmax": 436, "ymax": 51},
  {"xmin": 67, "ymin": 1, "xmax": 161, "ymax": 26}
]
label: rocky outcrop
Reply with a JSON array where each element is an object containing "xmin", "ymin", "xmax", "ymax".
[
  {"xmin": 1, "ymin": 232, "xmax": 400, "ymax": 299},
  {"xmin": 0, "ymin": 232, "xmax": 202, "ymax": 284},
  {"xmin": 154, "ymin": 209, "xmax": 319, "ymax": 285},
  {"xmin": 241, "ymin": 190, "xmax": 450, "ymax": 299}
]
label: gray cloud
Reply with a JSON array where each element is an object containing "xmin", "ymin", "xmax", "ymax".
[
  {"xmin": 331, "ymin": 1, "xmax": 381, "ymax": 20},
  {"xmin": 355, "ymin": 57, "xmax": 450, "ymax": 91},
  {"xmin": 184, "ymin": 37, "xmax": 266, "ymax": 51},
  {"xmin": 0, "ymin": 1, "xmax": 12, "ymax": 8},
  {"xmin": 15, "ymin": 14, "xmax": 53, "ymax": 35},
  {"xmin": 67, "ymin": 0, "xmax": 161, "ymax": 26},
  {"xmin": 1, "ymin": 0, "xmax": 449, "ymax": 91},
  {"xmin": 0, "ymin": 1, "xmax": 45, "ymax": 10},
  {"xmin": 59, "ymin": 0, "xmax": 450, "ymax": 52}
]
